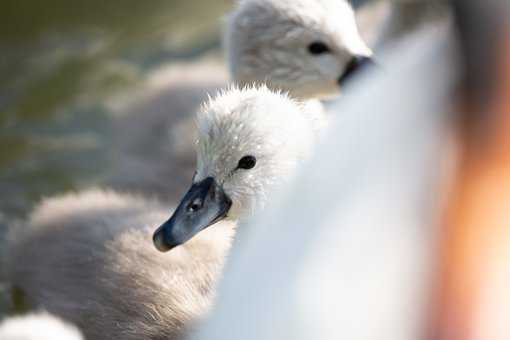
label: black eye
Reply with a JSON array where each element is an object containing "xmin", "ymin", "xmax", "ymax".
[
  {"xmin": 308, "ymin": 41, "xmax": 331, "ymax": 55},
  {"xmin": 237, "ymin": 155, "xmax": 257, "ymax": 170}
]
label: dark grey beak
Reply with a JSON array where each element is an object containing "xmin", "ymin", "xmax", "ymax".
[
  {"xmin": 153, "ymin": 177, "xmax": 232, "ymax": 252},
  {"xmin": 338, "ymin": 56, "xmax": 376, "ymax": 85}
]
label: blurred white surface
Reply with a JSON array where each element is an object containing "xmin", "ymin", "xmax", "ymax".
[
  {"xmin": 0, "ymin": 313, "xmax": 83, "ymax": 340},
  {"xmin": 193, "ymin": 25, "xmax": 458, "ymax": 340}
]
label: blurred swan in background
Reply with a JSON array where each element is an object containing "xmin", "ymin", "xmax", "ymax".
[
  {"xmin": 7, "ymin": 86, "xmax": 325, "ymax": 340},
  {"xmin": 108, "ymin": 0, "xmax": 381, "ymax": 202},
  {"xmin": 0, "ymin": 313, "xmax": 83, "ymax": 340},
  {"xmin": 226, "ymin": 0, "xmax": 373, "ymax": 99}
]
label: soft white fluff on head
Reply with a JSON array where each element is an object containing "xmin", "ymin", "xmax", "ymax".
[
  {"xmin": 226, "ymin": 0, "xmax": 372, "ymax": 99},
  {"xmin": 0, "ymin": 313, "xmax": 83, "ymax": 340},
  {"xmin": 195, "ymin": 85, "xmax": 323, "ymax": 219}
]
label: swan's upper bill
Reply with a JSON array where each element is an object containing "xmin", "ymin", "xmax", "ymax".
[
  {"xmin": 153, "ymin": 86, "xmax": 322, "ymax": 251},
  {"xmin": 226, "ymin": 0, "xmax": 373, "ymax": 99}
]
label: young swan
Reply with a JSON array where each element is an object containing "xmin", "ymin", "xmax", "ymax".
[
  {"xmin": 8, "ymin": 86, "xmax": 324, "ymax": 340},
  {"xmin": 0, "ymin": 313, "xmax": 83, "ymax": 340},
  {"xmin": 227, "ymin": 0, "xmax": 373, "ymax": 99},
  {"xmin": 110, "ymin": 0, "xmax": 372, "ymax": 200}
]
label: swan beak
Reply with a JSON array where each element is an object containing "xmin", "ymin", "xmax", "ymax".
[
  {"xmin": 338, "ymin": 56, "xmax": 376, "ymax": 85},
  {"xmin": 153, "ymin": 177, "xmax": 232, "ymax": 252}
]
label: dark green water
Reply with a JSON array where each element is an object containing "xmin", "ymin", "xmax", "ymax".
[
  {"xmin": 0, "ymin": 0, "xmax": 231, "ymax": 217},
  {"xmin": 0, "ymin": 0, "xmax": 231, "ymax": 317}
]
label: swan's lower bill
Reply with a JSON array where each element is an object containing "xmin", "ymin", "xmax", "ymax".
[{"xmin": 153, "ymin": 177, "xmax": 232, "ymax": 252}]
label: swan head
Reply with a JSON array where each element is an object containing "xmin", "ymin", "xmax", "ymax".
[
  {"xmin": 153, "ymin": 85, "xmax": 321, "ymax": 251},
  {"xmin": 226, "ymin": 0, "xmax": 373, "ymax": 99}
]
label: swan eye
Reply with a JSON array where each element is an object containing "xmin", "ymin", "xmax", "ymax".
[
  {"xmin": 237, "ymin": 155, "xmax": 257, "ymax": 170},
  {"xmin": 308, "ymin": 41, "xmax": 330, "ymax": 55}
]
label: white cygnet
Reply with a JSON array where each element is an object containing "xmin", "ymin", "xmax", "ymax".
[
  {"xmin": 227, "ymin": 0, "xmax": 373, "ymax": 99},
  {"xmin": 7, "ymin": 86, "xmax": 324, "ymax": 340}
]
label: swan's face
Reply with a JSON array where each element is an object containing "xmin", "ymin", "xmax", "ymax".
[
  {"xmin": 153, "ymin": 86, "xmax": 318, "ymax": 251},
  {"xmin": 226, "ymin": 0, "xmax": 373, "ymax": 99}
]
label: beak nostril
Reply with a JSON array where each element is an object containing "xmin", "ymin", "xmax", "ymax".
[{"xmin": 187, "ymin": 198, "xmax": 203, "ymax": 212}]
